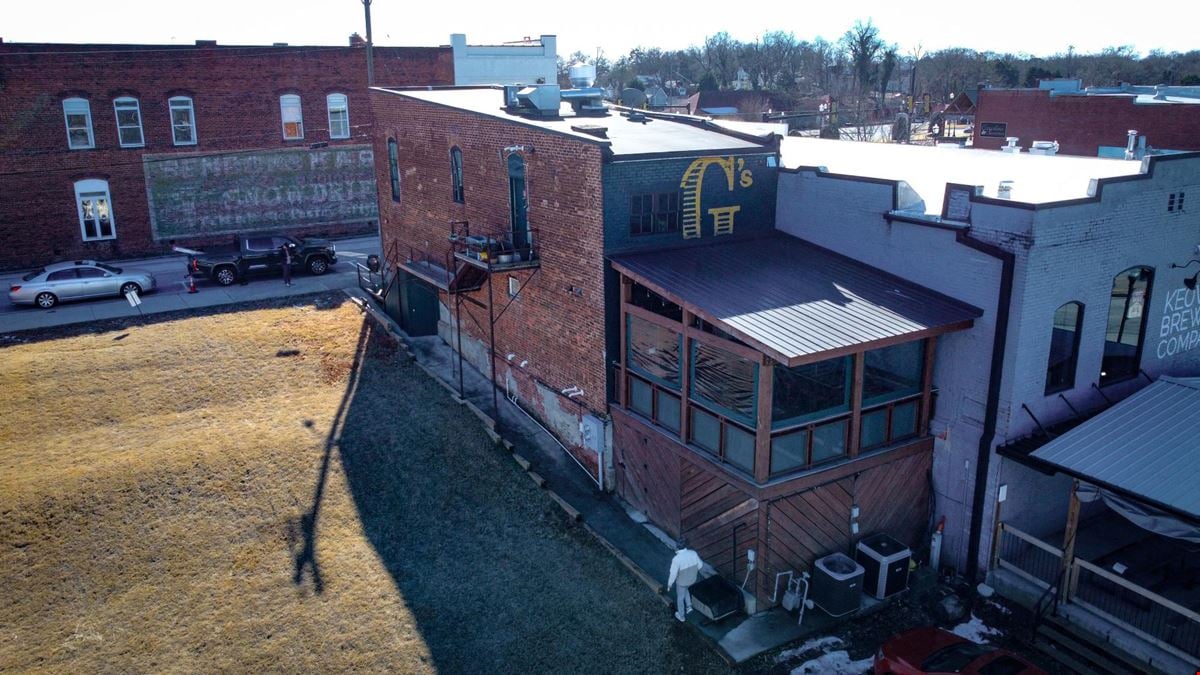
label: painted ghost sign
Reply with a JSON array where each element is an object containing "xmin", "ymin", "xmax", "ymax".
[
  {"xmin": 143, "ymin": 145, "xmax": 379, "ymax": 240},
  {"xmin": 679, "ymin": 156, "xmax": 754, "ymax": 239}
]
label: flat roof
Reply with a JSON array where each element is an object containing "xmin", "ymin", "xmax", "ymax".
[
  {"xmin": 610, "ymin": 232, "xmax": 982, "ymax": 366},
  {"xmin": 780, "ymin": 137, "xmax": 1145, "ymax": 214},
  {"xmin": 1031, "ymin": 376, "xmax": 1200, "ymax": 520},
  {"xmin": 374, "ymin": 87, "xmax": 772, "ymax": 157}
]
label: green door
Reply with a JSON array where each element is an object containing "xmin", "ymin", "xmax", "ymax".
[{"xmin": 400, "ymin": 273, "xmax": 439, "ymax": 337}]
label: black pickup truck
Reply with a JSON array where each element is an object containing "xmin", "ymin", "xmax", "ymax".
[{"xmin": 187, "ymin": 235, "xmax": 337, "ymax": 286}]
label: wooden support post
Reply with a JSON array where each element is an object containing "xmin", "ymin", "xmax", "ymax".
[
  {"xmin": 679, "ymin": 309, "xmax": 693, "ymax": 444},
  {"xmin": 617, "ymin": 275, "xmax": 631, "ymax": 408},
  {"xmin": 847, "ymin": 352, "xmax": 865, "ymax": 459},
  {"xmin": 754, "ymin": 358, "xmax": 774, "ymax": 483},
  {"xmin": 1061, "ymin": 479, "xmax": 1081, "ymax": 601},
  {"xmin": 920, "ymin": 336, "xmax": 937, "ymax": 435}
]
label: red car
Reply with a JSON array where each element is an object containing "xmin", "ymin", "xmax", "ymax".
[{"xmin": 874, "ymin": 628, "xmax": 1045, "ymax": 675}]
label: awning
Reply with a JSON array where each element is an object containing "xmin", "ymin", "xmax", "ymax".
[
  {"xmin": 609, "ymin": 232, "xmax": 982, "ymax": 367},
  {"xmin": 1032, "ymin": 376, "xmax": 1200, "ymax": 521}
]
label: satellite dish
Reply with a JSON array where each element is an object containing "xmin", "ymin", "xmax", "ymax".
[{"xmin": 621, "ymin": 88, "xmax": 647, "ymax": 109}]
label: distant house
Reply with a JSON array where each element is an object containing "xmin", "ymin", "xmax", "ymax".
[{"xmin": 644, "ymin": 86, "xmax": 670, "ymax": 109}]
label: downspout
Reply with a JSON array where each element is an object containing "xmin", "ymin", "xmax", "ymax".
[{"xmin": 954, "ymin": 230, "xmax": 1015, "ymax": 581}]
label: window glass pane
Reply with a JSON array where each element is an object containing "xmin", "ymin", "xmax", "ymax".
[
  {"xmin": 891, "ymin": 401, "xmax": 918, "ymax": 440},
  {"xmin": 811, "ymin": 420, "xmax": 847, "ymax": 464},
  {"xmin": 773, "ymin": 356, "xmax": 851, "ymax": 427},
  {"xmin": 655, "ymin": 389, "xmax": 680, "ymax": 432},
  {"xmin": 246, "ymin": 237, "xmax": 274, "ymax": 250},
  {"xmin": 690, "ymin": 407, "xmax": 720, "ymax": 455},
  {"xmin": 76, "ymin": 267, "xmax": 106, "ymax": 278},
  {"xmin": 629, "ymin": 376, "xmax": 653, "ymax": 418},
  {"xmin": 626, "ymin": 314, "xmax": 681, "ymax": 387},
  {"xmin": 1045, "ymin": 302, "xmax": 1083, "ymax": 394},
  {"xmin": 690, "ymin": 341, "xmax": 757, "ymax": 426},
  {"xmin": 1102, "ymin": 268, "xmax": 1152, "ymax": 384},
  {"xmin": 280, "ymin": 95, "xmax": 303, "ymax": 139},
  {"xmin": 863, "ymin": 341, "xmax": 924, "ymax": 406},
  {"xmin": 724, "ymin": 424, "xmax": 755, "ymax": 473},
  {"xmin": 860, "ymin": 408, "xmax": 888, "ymax": 449},
  {"xmin": 47, "ymin": 269, "xmax": 77, "ymax": 281},
  {"xmin": 63, "ymin": 98, "xmax": 93, "ymax": 149},
  {"xmin": 771, "ymin": 429, "xmax": 809, "ymax": 474},
  {"xmin": 170, "ymin": 98, "xmax": 196, "ymax": 144},
  {"xmin": 628, "ymin": 282, "xmax": 682, "ymax": 321}
]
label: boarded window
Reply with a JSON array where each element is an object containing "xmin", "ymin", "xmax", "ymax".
[
  {"xmin": 280, "ymin": 94, "xmax": 303, "ymax": 140},
  {"xmin": 690, "ymin": 340, "xmax": 757, "ymax": 426},
  {"xmin": 626, "ymin": 314, "xmax": 681, "ymax": 388}
]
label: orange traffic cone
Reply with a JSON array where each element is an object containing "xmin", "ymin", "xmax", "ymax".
[{"xmin": 187, "ymin": 274, "xmax": 198, "ymax": 294}]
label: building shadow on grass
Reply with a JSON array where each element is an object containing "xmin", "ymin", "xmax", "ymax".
[{"xmin": 295, "ymin": 316, "xmax": 724, "ymax": 674}]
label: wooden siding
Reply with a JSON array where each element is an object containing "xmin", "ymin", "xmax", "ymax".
[
  {"xmin": 614, "ymin": 417, "xmax": 682, "ymax": 536},
  {"xmin": 680, "ymin": 455, "xmax": 758, "ymax": 586}
]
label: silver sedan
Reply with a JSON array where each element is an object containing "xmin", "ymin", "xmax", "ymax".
[{"xmin": 8, "ymin": 260, "xmax": 157, "ymax": 309}]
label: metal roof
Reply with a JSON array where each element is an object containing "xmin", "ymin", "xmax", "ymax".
[
  {"xmin": 1031, "ymin": 376, "xmax": 1200, "ymax": 519},
  {"xmin": 609, "ymin": 232, "xmax": 982, "ymax": 366}
]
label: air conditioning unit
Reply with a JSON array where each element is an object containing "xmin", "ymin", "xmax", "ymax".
[
  {"xmin": 856, "ymin": 533, "xmax": 912, "ymax": 600},
  {"xmin": 810, "ymin": 552, "xmax": 864, "ymax": 617}
]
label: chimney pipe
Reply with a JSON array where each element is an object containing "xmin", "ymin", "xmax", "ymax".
[{"xmin": 1125, "ymin": 130, "xmax": 1138, "ymax": 160}]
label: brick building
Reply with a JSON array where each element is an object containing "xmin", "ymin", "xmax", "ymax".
[
  {"xmin": 0, "ymin": 40, "xmax": 453, "ymax": 270},
  {"xmin": 368, "ymin": 84, "xmax": 1009, "ymax": 611},
  {"xmin": 972, "ymin": 81, "xmax": 1200, "ymax": 156}
]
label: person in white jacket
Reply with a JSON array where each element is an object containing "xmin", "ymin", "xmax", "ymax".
[{"xmin": 667, "ymin": 538, "xmax": 703, "ymax": 622}]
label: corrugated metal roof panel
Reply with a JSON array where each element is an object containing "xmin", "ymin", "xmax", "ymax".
[
  {"xmin": 1031, "ymin": 377, "xmax": 1200, "ymax": 519},
  {"xmin": 609, "ymin": 232, "xmax": 982, "ymax": 365}
]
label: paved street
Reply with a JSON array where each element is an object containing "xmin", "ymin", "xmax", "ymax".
[{"xmin": 0, "ymin": 235, "xmax": 381, "ymax": 333}]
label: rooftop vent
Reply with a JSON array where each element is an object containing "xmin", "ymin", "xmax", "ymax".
[
  {"xmin": 626, "ymin": 111, "xmax": 650, "ymax": 124},
  {"xmin": 1000, "ymin": 137, "xmax": 1022, "ymax": 154},
  {"xmin": 272, "ymin": 42, "xmax": 289, "ymax": 47},
  {"xmin": 195, "ymin": 39, "xmax": 217, "ymax": 46},
  {"xmin": 505, "ymin": 83, "xmax": 607, "ymax": 118},
  {"xmin": 571, "ymin": 124, "xmax": 608, "ymax": 138},
  {"xmin": 997, "ymin": 180, "xmax": 1014, "ymax": 198},
  {"xmin": 514, "ymin": 84, "xmax": 561, "ymax": 118},
  {"xmin": 1029, "ymin": 140, "xmax": 1059, "ymax": 156},
  {"xmin": 568, "ymin": 63, "xmax": 597, "ymax": 88}
]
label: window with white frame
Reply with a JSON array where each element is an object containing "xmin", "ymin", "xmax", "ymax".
[
  {"xmin": 62, "ymin": 98, "xmax": 94, "ymax": 150},
  {"xmin": 74, "ymin": 179, "xmax": 116, "ymax": 241},
  {"xmin": 326, "ymin": 93, "xmax": 349, "ymax": 139},
  {"xmin": 280, "ymin": 94, "xmax": 303, "ymax": 140},
  {"xmin": 169, "ymin": 96, "xmax": 197, "ymax": 145},
  {"xmin": 113, "ymin": 97, "xmax": 144, "ymax": 147}
]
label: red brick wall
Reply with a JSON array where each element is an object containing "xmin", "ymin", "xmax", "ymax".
[
  {"xmin": 973, "ymin": 89, "xmax": 1200, "ymax": 156},
  {"xmin": 369, "ymin": 89, "xmax": 609, "ymax": 437},
  {"xmin": 0, "ymin": 43, "xmax": 452, "ymax": 269}
]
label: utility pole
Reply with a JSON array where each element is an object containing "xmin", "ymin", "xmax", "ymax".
[{"xmin": 362, "ymin": 0, "xmax": 375, "ymax": 87}]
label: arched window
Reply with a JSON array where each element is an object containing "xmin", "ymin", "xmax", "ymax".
[
  {"xmin": 279, "ymin": 94, "xmax": 303, "ymax": 140},
  {"xmin": 1101, "ymin": 267, "xmax": 1153, "ymax": 385},
  {"xmin": 1045, "ymin": 302, "xmax": 1084, "ymax": 394},
  {"xmin": 450, "ymin": 146, "xmax": 464, "ymax": 203},
  {"xmin": 62, "ymin": 97, "xmax": 94, "ymax": 150},
  {"xmin": 387, "ymin": 138, "xmax": 400, "ymax": 203},
  {"xmin": 508, "ymin": 153, "xmax": 529, "ymax": 250},
  {"xmin": 113, "ymin": 97, "xmax": 144, "ymax": 148},
  {"xmin": 326, "ymin": 93, "xmax": 349, "ymax": 139},
  {"xmin": 169, "ymin": 96, "xmax": 196, "ymax": 145},
  {"xmin": 74, "ymin": 179, "xmax": 115, "ymax": 241}
]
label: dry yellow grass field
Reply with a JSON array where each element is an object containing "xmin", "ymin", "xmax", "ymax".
[{"xmin": 0, "ymin": 295, "xmax": 727, "ymax": 674}]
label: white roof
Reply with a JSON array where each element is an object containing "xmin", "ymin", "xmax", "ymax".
[{"xmin": 780, "ymin": 137, "xmax": 1145, "ymax": 215}]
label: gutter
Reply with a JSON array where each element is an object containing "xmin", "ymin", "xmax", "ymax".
[{"xmin": 885, "ymin": 211, "xmax": 1015, "ymax": 580}]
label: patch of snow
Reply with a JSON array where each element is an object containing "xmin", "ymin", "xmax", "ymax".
[
  {"xmin": 951, "ymin": 613, "xmax": 1002, "ymax": 644},
  {"xmin": 789, "ymin": 650, "xmax": 873, "ymax": 675},
  {"xmin": 775, "ymin": 635, "xmax": 844, "ymax": 663}
]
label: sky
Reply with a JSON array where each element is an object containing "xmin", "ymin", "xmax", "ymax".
[{"xmin": 2, "ymin": 0, "xmax": 1195, "ymax": 60}]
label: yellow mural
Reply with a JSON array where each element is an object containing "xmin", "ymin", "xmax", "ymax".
[{"xmin": 679, "ymin": 156, "xmax": 754, "ymax": 239}]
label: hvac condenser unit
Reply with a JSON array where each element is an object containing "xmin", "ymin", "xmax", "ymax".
[
  {"xmin": 810, "ymin": 552, "xmax": 864, "ymax": 617},
  {"xmin": 855, "ymin": 533, "xmax": 912, "ymax": 600}
]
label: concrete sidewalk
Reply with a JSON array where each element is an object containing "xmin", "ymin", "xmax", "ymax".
[
  {"xmin": 348, "ymin": 288, "xmax": 819, "ymax": 665},
  {"xmin": 1, "ymin": 235, "xmax": 379, "ymax": 334}
]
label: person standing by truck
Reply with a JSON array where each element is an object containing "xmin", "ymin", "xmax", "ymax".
[{"xmin": 281, "ymin": 242, "xmax": 293, "ymax": 286}]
